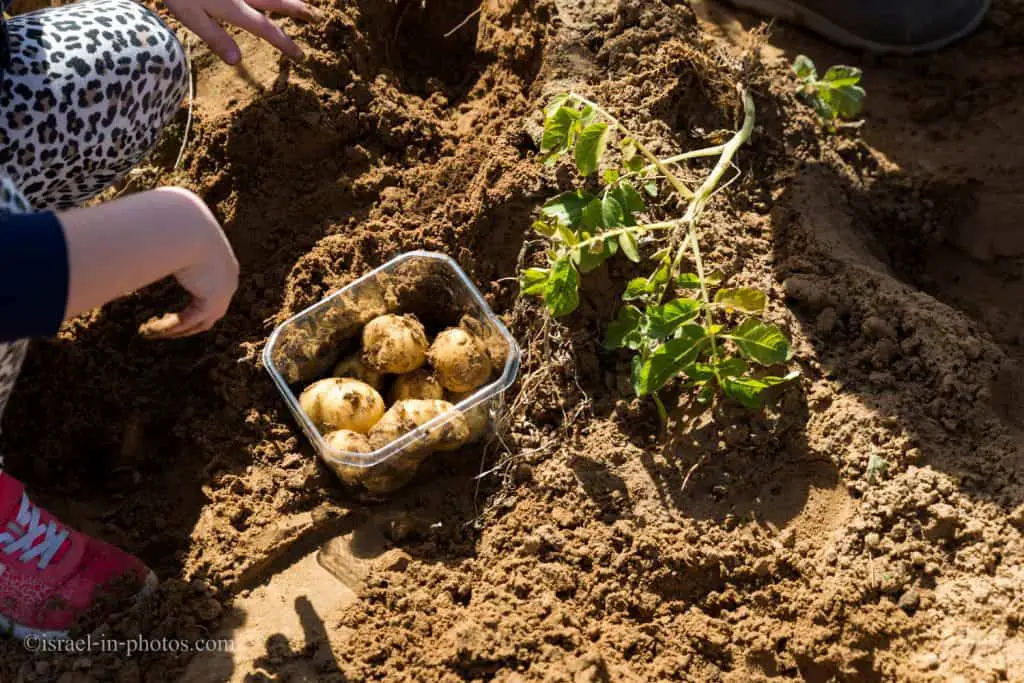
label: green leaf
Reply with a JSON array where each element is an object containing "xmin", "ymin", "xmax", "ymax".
[
  {"xmin": 696, "ymin": 382, "xmax": 715, "ymax": 404},
  {"xmin": 601, "ymin": 193, "xmax": 625, "ymax": 228},
  {"xmin": 822, "ymin": 65, "xmax": 862, "ymax": 87},
  {"xmin": 706, "ymin": 270, "xmax": 725, "ymax": 287},
  {"xmin": 604, "ymin": 305, "xmax": 644, "ymax": 350},
  {"xmin": 820, "ymin": 83, "xmax": 865, "ymax": 119},
  {"xmin": 542, "ymin": 190, "xmax": 593, "ymax": 227},
  {"xmin": 720, "ymin": 375, "xmax": 771, "ymax": 409},
  {"xmin": 603, "ymin": 168, "xmax": 620, "ymax": 184},
  {"xmin": 620, "ymin": 138, "xmax": 638, "ymax": 162},
  {"xmin": 618, "ymin": 231, "xmax": 641, "ymax": 263},
  {"xmin": 544, "ymin": 93, "xmax": 570, "ymax": 117},
  {"xmin": 572, "ymin": 234, "xmax": 611, "ymax": 273},
  {"xmin": 579, "ymin": 105, "xmax": 597, "ymax": 129},
  {"xmin": 540, "ymin": 106, "xmax": 580, "ymax": 155},
  {"xmin": 623, "ymin": 277, "xmax": 653, "ymax": 301},
  {"xmin": 716, "ymin": 357, "xmax": 748, "ymax": 378},
  {"xmin": 649, "ymin": 258, "xmax": 671, "ymax": 291},
  {"xmin": 643, "ymin": 180, "xmax": 659, "ymax": 197},
  {"xmin": 684, "ymin": 363, "xmax": 715, "ymax": 383},
  {"xmin": 613, "ymin": 181, "xmax": 646, "ymax": 216},
  {"xmin": 630, "ymin": 355, "xmax": 645, "ymax": 397},
  {"xmin": 634, "ymin": 325, "xmax": 708, "ymax": 395},
  {"xmin": 520, "ymin": 267, "xmax": 549, "ymax": 295},
  {"xmin": 714, "ymin": 287, "xmax": 767, "ymax": 313},
  {"xmin": 720, "ymin": 371, "xmax": 798, "ymax": 409},
  {"xmin": 543, "ymin": 258, "xmax": 580, "ymax": 317},
  {"xmin": 645, "ymin": 299, "xmax": 701, "ymax": 340},
  {"xmin": 725, "ymin": 319, "xmax": 793, "ymax": 365},
  {"xmin": 625, "ymin": 156, "xmax": 646, "ymax": 173},
  {"xmin": 866, "ymin": 452, "xmax": 889, "ymax": 483},
  {"xmin": 575, "ymin": 122, "xmax": 610, "ymax": 176},
  {"xmin": 532, "ymin": 220, "xmax": 556, "ymax": 237},
  {"xmin": 676, "ymin": 273, "xmax": 701, "ymax": 289},
  {"xmin": 581, "ymin": 198, "xmax": 604, "ymax": 230},
  {"xmin": 792, "ymin": 55, "xmax": 817, "ymax": 81},
  {"xmin": 555, "ymin": 223, "xmax": 579, "ymax": 246}
]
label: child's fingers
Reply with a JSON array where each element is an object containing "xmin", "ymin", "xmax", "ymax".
[
  {"xmin": 186, "ymin": 9, "xmax": 243, "ymax": 64},
  {"xmin": 246, "ymin": 0, "xmax": 322, "ymax": 22},
  {"xmin": 228, "ymin": 2, "xmax": 304, "ymax": 60},
  {"xmin": 143, "ymin": 303, "xmax": 213, "ymax": 340}
]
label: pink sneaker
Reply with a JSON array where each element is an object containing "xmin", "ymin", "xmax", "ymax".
[{"xmin": 0, "ymin": 472, "xmax": 156, "ymax": 640}]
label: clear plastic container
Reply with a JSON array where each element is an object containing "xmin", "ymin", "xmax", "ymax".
[{"xmin": 263, "ymin": 251, "xmax": 521, "ymax": 495}]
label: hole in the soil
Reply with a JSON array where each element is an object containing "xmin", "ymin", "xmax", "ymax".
[{"xmin": 361, "ymin": 0, "xmax": 486, "ymax": 100}]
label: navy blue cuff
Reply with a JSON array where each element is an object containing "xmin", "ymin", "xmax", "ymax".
[{"xmin": 0, "ymin": 211, "xmax": 69, "ymax": 343}]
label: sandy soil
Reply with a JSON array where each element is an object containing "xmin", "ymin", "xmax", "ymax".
[{"xmin": 1, "ymin": 0, "xmax": 1023, "ymax": 680}]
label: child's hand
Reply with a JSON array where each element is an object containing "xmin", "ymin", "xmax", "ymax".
[
  {"xmin": 60, "ymin": 188, "xmax": 240, "ymax": 338},
  {"xmin": 164, "ymin": 0, "xmax": 320, "ymax": 65}
]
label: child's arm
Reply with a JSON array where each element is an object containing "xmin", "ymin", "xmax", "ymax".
[
  {"xmin": 0, "ymin": 187, "xmax": 238, "ymax": 343},
  {"xmin": 61, "ymin": 187, "xmax": 239, "ymax": 338}
]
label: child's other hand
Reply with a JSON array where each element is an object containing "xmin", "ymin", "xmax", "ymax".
[
  {"xmin": 154, "ymin": 193, "xmax": 239, "ymax": 338},
  {"xmin": 164, "ymin": 0, "xmax": 320, "ymax": 65},
  {"xmin": 60, "ymin": 188, "xmax": 240, "ymax": 338}
]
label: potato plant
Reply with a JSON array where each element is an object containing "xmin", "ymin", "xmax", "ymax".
[
  {"xmin": 520, "ymin": 88, "xmax": 798, "ymax": 419},
  {"xmin": 792, "ymin": 55, "xmax": 866, "ymax": 130}
]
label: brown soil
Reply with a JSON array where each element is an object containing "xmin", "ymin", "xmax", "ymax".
[{"xmin": 2, "ymin": 0, "xmax": 1023, "ymax": 680}]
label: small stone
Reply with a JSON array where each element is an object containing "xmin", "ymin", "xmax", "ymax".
[
  {"xmin": 899, "ymin": 588, "xmax": 921, "ymax": 613},
  {"xmin": 916, "ymin": 652, "xmax": 939, "ymax": 670},
  {"xmin": 1009, "ymin": 504, "xmax": 1024, "ymax": 530},
  {"xmin": 779, "ymin": 528, "xmax": 797, "ymax": 549},
  {"xmin": 522, "ymin": 535, "xmax": 543, "ymax": 556},
  {"xmin": 864, "ymin": 532, "xmax": 880, "ymax": 549},
  {"xmin": 195, "ymin": 597, "xmax": 223, "ymax": 621},
  {"xmin": 925, "ymin": 503, "xmax": 960, "ymax": 541},
  {"xmin": 815, "ymin": 307, "xmax": 838, "ymax": 336},
  {"xmin": 377, "ymin": 548, "xmax": 411, "ymax": 573}
]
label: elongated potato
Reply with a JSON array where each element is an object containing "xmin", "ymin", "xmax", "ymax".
[
  {"xmin": 368, "ymin": 399, "xmax": 469, "ymax": 452},
  {"xmin": 447, "ymin": 390, "xmax": 490, "ymax": 445},
  {"xmin": 428, "ymin": 328, "xmax": 492, "ymax": 393},
  {"xmin": 362, "ymin": 314, "xmax": 428, "ymax": 374},
  {"xmin": 332, "ymin": 353, "xmax": 384, "ymax": 390},
  {"xmin": 299, "ymin": 378, "xmax": 385, "ymax": 434},
  {"xmin": 389, "ymin": 368, "xmax": 444, "ymax": 403},
  {"xmin": 323, "ymin": 429, "xmax": 372, "ymax": 453}
]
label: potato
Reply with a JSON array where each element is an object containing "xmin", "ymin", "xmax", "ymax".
[
  {"xmin": 389, "ymin": 368, "xmax": 444, "ymax": 403},
  {"xmin": 459, "ymin": 315, "xmax": 510, "ymax": 372},
  {"xmin": 447, "ymin": 390, "xmax": 490, "ymax": 445},
  {"xmin": 368, "ymin": 399, "xmax": 469, "ymax": 452},
  {"xmin": 270, "ymin": 321, "xmax": 343, "ymax": 384},
  {"xmin": 427, "ymin": 328, "xmax": 492, "ymax": 393},
  {"xmin": 362, "ymin": 314, "xmax": 428, "ymax": 374},
  {"xmin": 323, "ymin": 429, "xmax": 372, "ymax": 453},
  {"xmin": 332, "ymin": 353, "xmax": 384, "ymax": 390},
  {"xmin": 299, "ymin": 378, "xmax": 385, "ymax": 434}
]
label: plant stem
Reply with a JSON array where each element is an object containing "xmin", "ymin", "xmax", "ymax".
[
  {"xmin": 653, "ymin": 393, "xmax": 668, "ymax": 423},
  {"xmin": 568, "ymin": 93, "xmax": 695, "ymax": 200},
  {"xmin": 674, "ymin": 86, "xmax": 757, "ymax": 370},
  {"xmin": 571, "ymin": 220, "xmax": 681, "ymax": 253}
]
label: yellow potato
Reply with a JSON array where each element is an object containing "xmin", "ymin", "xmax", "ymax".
[
  {"xmin": 299, "ymin": 378, "xmax": 385, "ymax": 434},
  {"xmin": 447, "ymin": 390, "xmax": 490, "ymax": 445},
  {"xmin": 362, "ymin": 314, "xmax": 428, "ymax": 374},
  {"xmin": 323, "ymin": 429, "xmax": 373, "ymax": 453},
  {"xmin": 332, "ymin": 353, "xmax": 384, "ymax": 390},
  {"xmin": 427, "ymin": 328, "xmax": 492, "ymax": 393},
  {"xmin": 389, "ymin": 368, "xmax": 444, "ymax": 403},
  {"xmin": 368, "ymin": 399, "xmax": 469, "ymax": 452}
]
